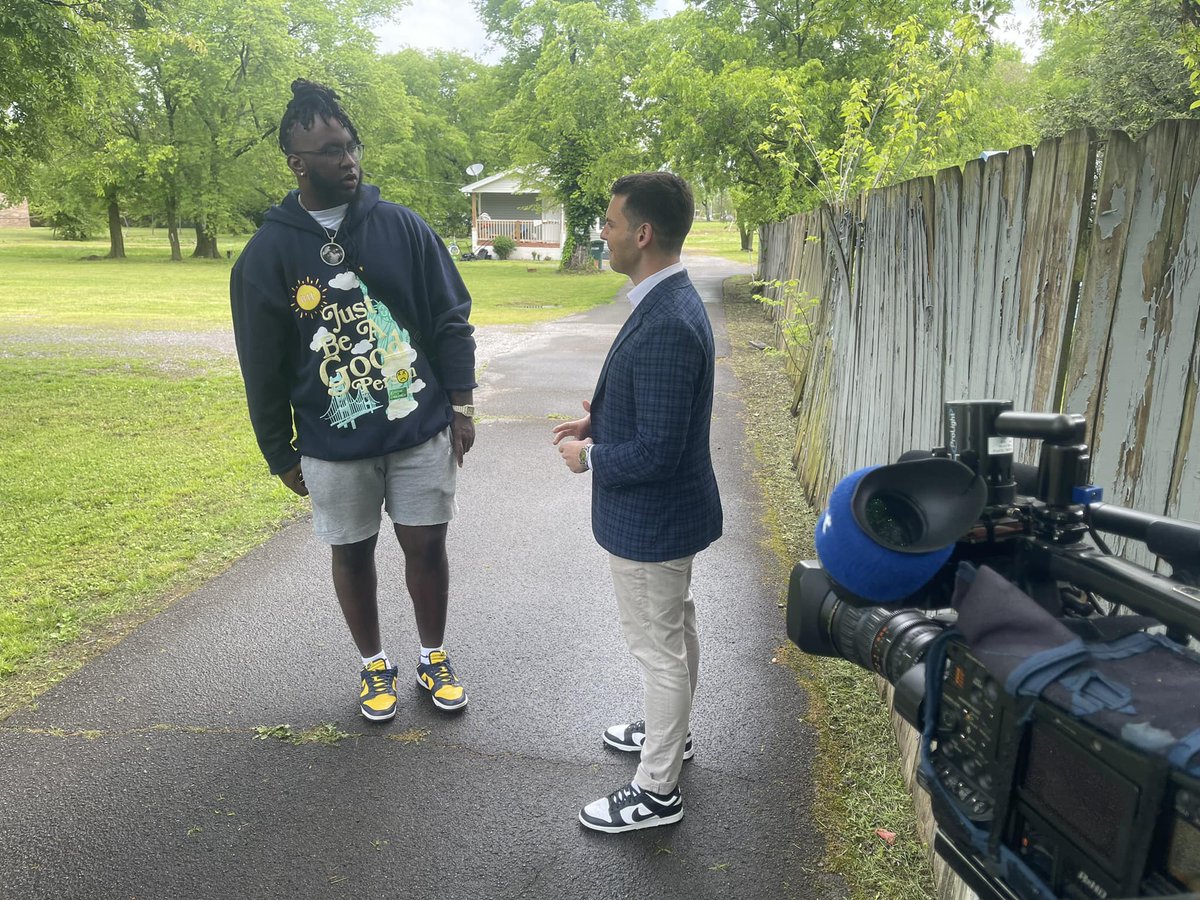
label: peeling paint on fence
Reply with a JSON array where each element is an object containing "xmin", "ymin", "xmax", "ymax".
[{"xmin": 761, "ymin": 121, "xmax": 1200, "ymax": 534}]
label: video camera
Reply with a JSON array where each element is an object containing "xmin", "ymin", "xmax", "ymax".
[{"xmin": 786, "ymin": 399, "xmax": 1200, "ymax": 899}]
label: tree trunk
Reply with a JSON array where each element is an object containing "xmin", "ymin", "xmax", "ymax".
[
  {"xmin": 561, "ymin": 225, "xmax": 594, "ymax": 272},
  {"xmin": 738, "ymin": 221, "xmax": 753, "ymax": 252},
  {"xmin": 559, "ymin": 215, "xmax": 596, "ymax": 273},
  {"xmin": 191, "ymin": 223, "xmax": 220, "ymax": 259},
  {"xmin": 166, "ymin": 194, "xmax": 182, "ymax": 261},
  {"xmin": 105, "ymin": 186, "xmax": 126, "ymax": 259},
  {"xmin": 569, "ymin": 242, "xmax": 592, "ymax": 270}
]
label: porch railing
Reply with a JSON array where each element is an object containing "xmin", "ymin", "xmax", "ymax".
[{"xmin": 476, "ymin": 218, "xmax": 562, "ymax": 245}]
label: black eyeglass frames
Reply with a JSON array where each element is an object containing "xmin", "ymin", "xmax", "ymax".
[{"xmin": 291, "ymin": 142, "xmax": 364, "ymax": 162}]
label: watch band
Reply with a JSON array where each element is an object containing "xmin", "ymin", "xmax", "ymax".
[{"xmin": 451, "ymin": 404, "xmax": 476, "ymax": 417}]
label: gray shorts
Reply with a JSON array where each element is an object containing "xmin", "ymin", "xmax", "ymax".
[{"xmin": 301, "ymin": 428, "xmax": 457, "ymax": 545}]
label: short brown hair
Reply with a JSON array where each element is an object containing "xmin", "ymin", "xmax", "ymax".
[{"xmin": 611, "ymin": 172, "xmax": 694, "ymax": 254}]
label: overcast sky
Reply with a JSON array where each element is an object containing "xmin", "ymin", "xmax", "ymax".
[
  {"xmin": 374, "ymin": 0, "xmax": 500, "ymax": 62},
  {"xmin": 373, "ymin": 0, "xmax": 1041, "ymax": 63}
]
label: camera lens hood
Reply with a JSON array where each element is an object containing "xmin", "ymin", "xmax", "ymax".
[{"xmin": 815, "ymin": 459, "xmax": 986, "ymax": 603}]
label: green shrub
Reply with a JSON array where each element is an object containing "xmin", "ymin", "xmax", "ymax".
[
  {"xmin": 491, "ymin": 235, "xmax": 517, "ymax": 259},
  {"xmin": 47, "ymin": 211, "xmax": 95, "ymax": 241}
]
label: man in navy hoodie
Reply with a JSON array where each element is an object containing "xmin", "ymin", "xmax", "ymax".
[{"xmin": 231, "ymin": 79, "xmax": 477, "ymax": 720}]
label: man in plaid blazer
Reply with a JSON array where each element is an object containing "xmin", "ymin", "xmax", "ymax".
[{"xmin": 553, "ymin": 172, "xmax": 723, "ymax": 832}]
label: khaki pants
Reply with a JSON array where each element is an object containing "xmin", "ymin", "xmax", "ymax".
[{"xmin": 609, "ymin": 553, "xmax": 699, "ymax": 794}]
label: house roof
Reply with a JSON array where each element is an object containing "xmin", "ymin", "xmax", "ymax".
[{"xmin": 461, "ymin": 170, "xmax": 545, "ymax": 194}]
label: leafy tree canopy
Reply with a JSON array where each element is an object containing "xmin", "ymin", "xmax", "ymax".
[
  {"xmin": 371, "ymin": 49, "xmax": 505, "ymax": 235},
  {"xmin": 499, "ymin": 0, "xmax": 654, "ymax": 267},
  {"xmin": 1033, "ymin": 0, "xmax": 1200, "ymax": 137},
  {"xmin": 10, "ymin": 0, "xmax": 1198, "ymax": 257}
]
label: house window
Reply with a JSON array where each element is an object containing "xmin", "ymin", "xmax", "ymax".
[{"xmin": 479, "ymin": 194, "xmax": 541, "ymax": 220}]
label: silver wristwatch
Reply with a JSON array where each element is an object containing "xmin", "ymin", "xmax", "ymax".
[{"xmin": 451, "ymin": 404, "xmax": 476, "ymax": 417}]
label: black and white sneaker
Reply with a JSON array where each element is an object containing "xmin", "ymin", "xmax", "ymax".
[
  {"xmin": 579, "ymin": 781, "xmax": 684, "ymax": 833},
  {"xmin": 603, "ymin": 720, "xmax": 694, "ymax": 761}
]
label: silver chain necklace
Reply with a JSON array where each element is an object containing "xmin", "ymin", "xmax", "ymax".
[{"xmin": 299, "ymin": 197, "xmax": 346, "ymax": 266}]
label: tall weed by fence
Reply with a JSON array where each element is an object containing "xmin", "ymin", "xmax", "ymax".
[{"xmin": 759, "ymin": 120, "xmax": 1200, "ymax": 566}]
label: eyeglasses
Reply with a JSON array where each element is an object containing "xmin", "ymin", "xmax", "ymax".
[{"xmin": 291, "ymin": 142, "xmax": 364, "ymax": 162}]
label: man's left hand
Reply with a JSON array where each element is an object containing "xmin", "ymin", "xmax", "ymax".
[
  {"xmin": 451, "ymin": 411, "xmax": 475, "ymax": 466},
  {"xmin": 558, "ymin": 438, "xmax": 593, "ymax": 474}
]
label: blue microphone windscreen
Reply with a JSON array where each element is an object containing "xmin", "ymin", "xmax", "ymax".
[{"xmin": 815, "ymin": 466, "xmax": 954, "ymax": 602}]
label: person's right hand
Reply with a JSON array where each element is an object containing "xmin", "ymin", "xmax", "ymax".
[
  {"xmin": 279, "ymin": 463, "xmax": 309, "ymax": 497},
  {"xmin": 551, "ymin": 400, "xmax": 592, "ymax": 445}
]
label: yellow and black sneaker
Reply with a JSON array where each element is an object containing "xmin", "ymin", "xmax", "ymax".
[
  {"xmin": 359, "ymin": 659, "xmax": 399, "ymax": 721},
  {"xmin": 416, "ymin": 650, "xmax": 468, "ymax": 711}
]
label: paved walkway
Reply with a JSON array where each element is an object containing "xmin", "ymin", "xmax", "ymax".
[{"xmin": 0, "ymin": 255, "xmax": 844, "ymax": 900}]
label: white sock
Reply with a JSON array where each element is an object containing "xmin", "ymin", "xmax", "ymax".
[
  {"xmin": 420, "ymin": 644, "xmax": 444, "ymax": 665},
  {"xmin": 362, "ymin": 650, "xmax": 390, "ymax": 668}
]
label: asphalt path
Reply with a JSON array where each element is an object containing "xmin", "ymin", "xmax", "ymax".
[{"xmin": 0, "ymin": 254, "xmax": 845, "ymax": 900}]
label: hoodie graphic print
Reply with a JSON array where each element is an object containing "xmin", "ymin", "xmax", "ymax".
[{"xmin": 307, "ymin": 270, "xmax": 425, "ymax": 428}]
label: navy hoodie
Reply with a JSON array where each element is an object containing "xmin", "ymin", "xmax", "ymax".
[{"xmin": 230, "ymin": 185, "xmax": 476, "ymax": 474}]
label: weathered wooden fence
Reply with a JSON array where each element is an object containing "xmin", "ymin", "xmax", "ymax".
[
  {"xmin": 757, "ymin": 119, "xmax": 1200, "ymax": 899},
  {"xmin": 760, "ymin": 120, "xmax": 1200, "ymax": 539}
]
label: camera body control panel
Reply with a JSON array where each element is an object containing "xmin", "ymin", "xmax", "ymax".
[{"xmin": 929, "ymin": 640, "xmax": 1010, "ymax": 823}]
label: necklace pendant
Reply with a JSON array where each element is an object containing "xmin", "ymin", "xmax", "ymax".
[{"xmin": 320, "ymin": 241, "xmax": 346, "ymax": 266}]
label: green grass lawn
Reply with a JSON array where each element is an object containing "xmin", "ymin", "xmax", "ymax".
[
  {"xmin": 685, "ymin": 219, "xmax": 757, "ymax": 264},
  {"xmin": 2, "ymin": 228, "xmax": 253, "ymax": 330},
  {"xmin": 0, "ymin": 354, "xmax": 302, "ymax": 685},
  {"xmin": 447, "ymin": 259, "xmax": 626, "ymax": 324},
  {"xmin": 0, "ymin": 227, "xmax": 626, "ymax": 330},
  {"xmin": 0, "ymin": 225, "xmax": 625, "ymax": 716}
]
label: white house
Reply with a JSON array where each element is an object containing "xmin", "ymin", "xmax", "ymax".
[
  {"xmin": 0, "ymin": 195, "xmax": 31, "ymax": 227},
  {"xmin": 460, "ymin": 171, "xmax": 565, "ymax": 261}
]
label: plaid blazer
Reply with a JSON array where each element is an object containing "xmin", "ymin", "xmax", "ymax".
[{"xmin": 589, "ymin": 271, "xmax": 723, "ymax": 562}]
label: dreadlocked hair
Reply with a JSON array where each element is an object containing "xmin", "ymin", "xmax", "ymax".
[{"xmin": 278, "ymin": 79, "xmax": 360, "ymax": 153}]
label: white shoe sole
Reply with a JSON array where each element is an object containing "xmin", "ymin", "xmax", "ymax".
[
  {"xmin": 360, "ymin": 704, "xmax": 397, "ymax": 722},
  {"xmin": 578, "ymin": 808, "xmax": 684, "ymax": 833}
]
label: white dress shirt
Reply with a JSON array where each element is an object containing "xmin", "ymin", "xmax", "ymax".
[{"xmin": 628, "ymin": 261, "xmax": 686, "ymax": 310}]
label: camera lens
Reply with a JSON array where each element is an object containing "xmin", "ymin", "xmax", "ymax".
[{"xmin": 787, "ymin": 563, "xmax": 944, "ymax": 684}]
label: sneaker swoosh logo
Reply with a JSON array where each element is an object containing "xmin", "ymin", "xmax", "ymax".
[{"xmin": 622, "ymin": 804, "xmax": 671, "ymax": 824}]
